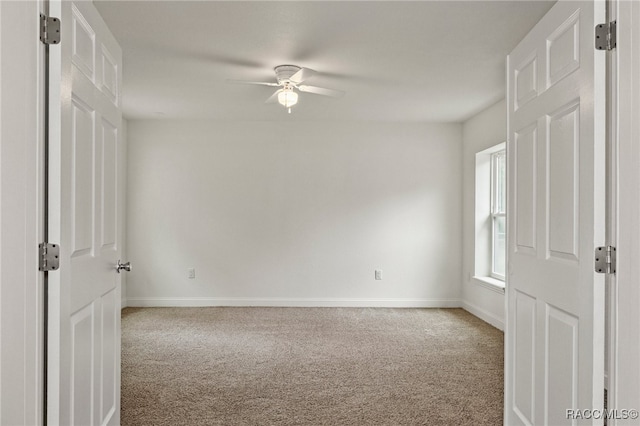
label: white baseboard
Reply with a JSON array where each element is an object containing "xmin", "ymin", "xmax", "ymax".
[
  {"xmin": 121, "ymin": 296, "xmax": 128, "ymax": 309},
  {"xmin": 125, "ymin": 297, "xmax": 462, "ymax": 308},
  {"xmin": 461, "ymin": 300, "xmax": 504, "ymax": 331}
]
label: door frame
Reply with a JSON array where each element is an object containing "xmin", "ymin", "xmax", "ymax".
[
  {"xmin": 609, "ymin": 0, "xmax": 640, "ymax": 421},
  {"xmin": 0, "ymin": 1, "xmax": 46, "ymax": 424}
]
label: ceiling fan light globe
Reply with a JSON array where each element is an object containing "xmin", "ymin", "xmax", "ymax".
[{"xmin": 278, "ymin": 90, "xmax": 298, "ymax": 108}]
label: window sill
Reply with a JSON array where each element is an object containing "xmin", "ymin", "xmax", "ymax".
[{"xmin": 472, "ymin": 276, "xmax": 506, "ymax": 294}]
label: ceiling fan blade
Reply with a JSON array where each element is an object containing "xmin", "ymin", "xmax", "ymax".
[
  {"xmin": 265, "ymin": 89, "xmax": 282, "ymax": 104},
  {"xmin": 289, "ymin": 67, "xmax": 316, "ymax": 84},
  {"xmin": 226, "ymin": 79, "xmax": 280, "ymax": 87},
  {"xmin": 298, "ymin": 85, "xmax": 345, "ymax": 98}
]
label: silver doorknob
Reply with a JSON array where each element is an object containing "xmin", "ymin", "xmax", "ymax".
[{"xmin": 116, "ymin": 260, "xmax": 132, "ymax": 273}]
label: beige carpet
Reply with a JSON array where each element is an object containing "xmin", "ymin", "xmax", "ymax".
[{"xmin": 121, "ymin": 307, "xmax": 503, "ymax": 425}]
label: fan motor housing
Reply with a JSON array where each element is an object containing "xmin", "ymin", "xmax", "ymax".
[{"xmin": 274, "ymin": 65, "xmax": 301, "ymax": 85}]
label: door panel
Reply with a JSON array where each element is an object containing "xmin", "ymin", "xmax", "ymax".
[
  {"xmin": 70, "ymin": 304, "xmax": 93, "ymax": 426},
  {"xmin": 71, "ymin": 97, "xmax": 94, "ymax": 255},
  {"xmin": 514, "ymin": 54, "xmax": 538, "ymax": 110},
  {"xmin": 49, "ymin": 1, "xmax": 122, "ymax": 425},
  {"xmin": 545, "ymin": 306, "xmax": 579, "ymax": 425},
  {"xmin": 506, "ymin": 1, "xmax": 605, "ymax": 425},
  {"xmin": 513, "ymin": 290, "xmax": 536, "ymax": 425},
  {"xmin": 547, "ymin": 101, "xmax": 580, "ymax": 261},
  {"xmin": 514, "ymin": 123, "xmax": 537, "ymax": 252},
  {"xmin": 547, "ymin": 11, "xmax": 580, "ymax": 87},
  {"xmin": 100, "ymin": 288, "xmax": 118, "ymax": 423},
  {"xmin": 101, "ymin": 119, "xmax": 118, "ymax": 249}
]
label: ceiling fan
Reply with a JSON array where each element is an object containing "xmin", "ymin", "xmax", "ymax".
[{"xmin": 228, "ymin": 65, "xmax": 345, "ymax": 113}]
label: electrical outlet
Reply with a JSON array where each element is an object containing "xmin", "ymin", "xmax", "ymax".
[
  {"xmin": 375, "ymin": 269, "xmax": 382, "ymax": 280},
  {"xmin": 188, "ymin": 268, "xmax": 196, "ymax": 279}
]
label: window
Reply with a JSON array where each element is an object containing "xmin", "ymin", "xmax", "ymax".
[
  {"xmin": 490, "ymin": 150, "xmax": 506, "ymax": 280},
  {"xmin": 473, "ymin": 142, "xmax": 506, "ymax": 292}
]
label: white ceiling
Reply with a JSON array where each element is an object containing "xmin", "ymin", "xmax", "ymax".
[{"xmin": 94, "ymin": 0, "xmax": 555, "ymax": 122}]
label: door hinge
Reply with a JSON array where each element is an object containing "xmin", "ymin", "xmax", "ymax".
[
  {"xmin": 39, "ymin": 243, "xmax": 60, "ymax": 271},
  {"xmin": 39, "ymin": 14, "xmax": 61, "ymax": 45},
  {"xmin": 595, "ymin": 20, "xmax": 616, "ymax": 51},
  {"xmin": 595, "ymin": 246, "xmax": 616, "ymax": 274}
]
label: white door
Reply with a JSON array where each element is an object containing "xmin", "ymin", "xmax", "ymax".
[
  {"xmin": 505, "ymin": 1, "xmax": 606, "ymax": 425},
  {"xmin": 47, "ymin": 1, "xmax": 123, "ymax": 424}
]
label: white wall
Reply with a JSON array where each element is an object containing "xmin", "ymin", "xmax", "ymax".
[
  {"xmin": 125, "ymin": 120, "xmax": 462, "ymax": 307},
  {"xmin": 461, "ymin": 99, "xmax": 506, "ymax": 330}
]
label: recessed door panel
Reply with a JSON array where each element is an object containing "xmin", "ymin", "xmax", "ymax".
[
  {"xmin": 100, "ymin": 289, "xmax": 117, "ymax": 425},
  {"xmin": 513, "ymin": 290, "xmax": 536, "ymax": 425},
  {"xmin": 547, "ymin": 101, "xmax": 580, "ymax": 261},
  {"xmin": 71, "ymin": 4, "xmax": 95, "ymax": 81},
  {"xmin": 545, "ymin": 305, "xmax": 578, "ymax": 426},
  {"xmin": 101, "ymin": 45, "xmax": 118, "ymax": 105},
  {"xmin": 515, "ymin": 124, "xmax": 537, "ymax": 253},
  {"xmin": 101, "ymin": 119, "xmax": 117, "ymax": 249},
  {"xmin": 515, "ymin": 54, "xmax": 538, "ymax": 110},
  {"xmin": 547, "ymin": 11, "xmax": 580, "ymax": 88},
  {"xmin": 71, "ymin": 97, "xmax": 95, "ymax": 256},
  {"xmin": 70, "ymin": 303, "xmax": 95, "ymax": 426}
]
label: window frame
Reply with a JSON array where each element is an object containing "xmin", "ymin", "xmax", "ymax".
[{"xmin": 490, "ymin": 149, "xmax": 506, "ymax": 281}]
